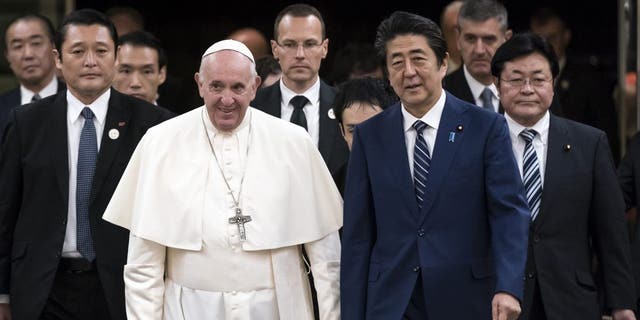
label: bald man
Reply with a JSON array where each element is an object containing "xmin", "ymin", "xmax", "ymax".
[{"xmin": 228, "ymin": 27, "xmax": 270, "ymax": 60}]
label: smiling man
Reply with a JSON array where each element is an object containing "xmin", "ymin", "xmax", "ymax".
[
  {"xmin": 0, "ymin": 9, "xmax": 173, "ymax": 320},
  {"xmin": 103, "ymin": 39, "xmax": 342, "ymax": 320},
  {"xmin": 112, "ymin": 31, "xmax": 167, "ymax": 106}
]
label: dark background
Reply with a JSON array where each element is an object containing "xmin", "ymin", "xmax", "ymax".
[{"xmin": 68, "ymin": 0, "xmax": 621, "ymax": 111}]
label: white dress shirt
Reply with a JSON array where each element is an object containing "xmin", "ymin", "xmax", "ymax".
[
  {"xmin": 62, "ymin": 89, "xmax": 110, "ymax": 257},
  {"xmin": 463, "ymin": 65, "xmax": 499, "ymax": 112},
  {"xmin": 279, "ymin": 78, "xmax": 320, "ymax": 147},
  {"xmin": 401, "ymin": 89, "xmax": 446, "ymax": 178},
  {"xmin": 20, "ymin": 76, "xmax": 59, "ymax": 105},
  {"xmin": 505, "ymin": 111, "xmax": 550, "ymax": 186}
]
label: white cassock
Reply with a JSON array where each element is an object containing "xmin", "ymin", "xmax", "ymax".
[{"xmin": 103, "ymin": 106, "xmax": 342, "ymax": 320}]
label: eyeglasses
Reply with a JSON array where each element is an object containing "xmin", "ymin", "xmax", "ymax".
[
  {"xmin": 276, "ymin": 40, "xmax": 324, "ymax": 53},
  {"xmin": 501, "ymin": 77, "xmax": 552, "ymax": 88}
]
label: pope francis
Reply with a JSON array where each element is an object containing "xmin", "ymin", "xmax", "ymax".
[{"xmin": 102, "ymin": 40, "xmax": 342, "ymax": 319}]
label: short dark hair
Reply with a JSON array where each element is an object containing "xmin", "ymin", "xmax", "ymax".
[
  {"xmin": 256, "ymin": 55, "xmax": 281, "ymax": 81},
  {"xmin": 117, "ymin": 31, "xmax": 167, "ymax": 69},
  {"xmin": 530, "ymin": 6, "xmax": 567, "ymax": 30},
  {"xmin": 105, "ymin": 6, "xmax": 145, "ymax": 30},
  {"xmin": 5, "ymin": 14, "xmax": 56, "ymax": 45},
  {"xmin": 491, "ymin": 32, "xmax": 559, "ymax": 79},
  {"xmin": 55, "ymin": 9, "xmax": 118, "ymax": 61},
  {"xmin": 329, "ymin": 43, "xmax": 382, "ymax": 86},
  {"xmin": 273, "ymin": 3, "xmax": 326, "ymax": 41},
  {"xmin": 333, "ymin": 77, "xmax": 398, "ymax": 125},
  {"xmin": 458, "ymin": 0, "xmax": 509, "ymax": 31},
  {"xmin": 374, "ymin": 11, "xmax": 447, "ymax": 67}
]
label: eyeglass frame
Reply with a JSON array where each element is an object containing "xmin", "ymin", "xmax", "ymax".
[
  {"xmin": 274, "ymin": 39, "xmax": 326, "ymax": 53},
  {"xmin": 499, "ymin": 76, "xmax": 553, "ymax": 88}
]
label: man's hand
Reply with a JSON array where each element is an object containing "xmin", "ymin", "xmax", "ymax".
[
  {"xmin": 492, "ymin": 292, "xmax": 521, "ymax": 320},
  {"xmin": 0, "ymin": 303, "xmax": 10, "ymax": 320},
  {"xmin": 612, "ymin": 309, "xmax": 636, "ymax": 320}
]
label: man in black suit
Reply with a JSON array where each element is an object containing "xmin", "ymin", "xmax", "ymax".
[
  {"xmin": 251, "ymin": 3, "xmax": 348, "ymax": 179},
  {"xmin": 443, "ymin": 0, "xmax": 511, "ymax": 112},
  {"xmin": 530, "ymin": 7, "xmax": 620, "ymax": 164},
  {"xmin": 618, "ymin": 132, "xmax": 640, "ymax": 313},
  {"xmin": 0, "ymin": 9, "xmax": 173, "ymax": 320},
  {"xmin": 0, "ymin": 13, "xmax": 65, "ymax": 140},
  {"xmin": 494, "ymin": 32, "xmax": 636, "ymax": 320}
]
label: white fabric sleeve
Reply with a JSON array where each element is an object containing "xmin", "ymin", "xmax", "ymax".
[
  {"xmin": 304, "ymin": 230, "xmax": 341, "ymax": 320},
  {"xmin": 124, "ymin": 233, "xmax": 167, "ymax": 319}
]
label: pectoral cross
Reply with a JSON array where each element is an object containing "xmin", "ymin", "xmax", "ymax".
[{"xmin": 228, "ymin": 207, "xmax": 252, "ymax": 240}]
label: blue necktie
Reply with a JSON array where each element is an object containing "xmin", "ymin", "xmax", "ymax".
[
  {"xmin": 413, "ymin": 120, "xmax": 431, "ymax": 210},
  {"xmin": 520, "ymin": 129, "xmax": 542, "ymax": 220},
  {"xmin": 481, "ymin": 87, "xmax": 495, "ymax": 112},
  {"xmin": 77, "ymin": 107, "xmax": 97, "ymax": 261}
]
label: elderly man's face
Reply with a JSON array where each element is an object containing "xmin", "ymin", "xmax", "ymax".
[
  {"xmin": 195, "ymin": 50, "xmax": 259, "ymax": 132},
  {"xmin": 457, "ymin": 17, "xmax": 511, "ymax": 84},
  {"xmin": 498, "ymin": 52, "xmax": 554, "ymax": 127},
  {"xmin": 5, "ymin": 19, "xmax": 56, "ymax": 88}
]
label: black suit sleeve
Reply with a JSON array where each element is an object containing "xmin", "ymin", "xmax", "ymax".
[
  {"xmin": 0, "ymin": 109, "xmax": 23, "ymax": 294},
  {"xmin": 591, "ymin": 132, "xmax": 637, "ymax": 310},
  {"xmin": 618, "ymin": 133, "xmax": 640, "ymax": 210}
]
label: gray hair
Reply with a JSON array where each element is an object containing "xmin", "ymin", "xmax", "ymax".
[{"xmin": 458, "ymin": 0, "xmax": 508, "ymax": 31}]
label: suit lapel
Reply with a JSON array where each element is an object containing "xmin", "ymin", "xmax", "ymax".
[
  {"xmin": 418, "ymin": 94, "xmax": 467, "ymax": 225},
  {"xmin": 317, "ymin": 81, "xmax": 338, "ymax": 163},
  {"xmin": 382, "ymin": 104, "xmax": 420, "ymax": 219},
  {"xmin": 90, "ymin": 91, "xmax": 131, "ymax": 204},
  {"xmin": 51, "ymin": 92, "xmax": 70, "ymax": 203},
  {"xmin": 535, "ymin": 115, "xmax": 568, "ymax": 230},
  {"xmin": 263, "ymin": 84, "xmax": 282, "ymax": 117}
]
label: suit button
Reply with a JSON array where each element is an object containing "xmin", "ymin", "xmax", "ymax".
[
  {"xmin": 418, "ymin": 229, "xmax": 425, "ymax": 237},
  {"xmin": 55, "ymin": 252, "xmax": 61, "ymax": 258},
  {"xmin": 533, "ymin": 235, "xmax": 540, "ymax": 243},
  {"xmin": 62, "ymin": 219, "xmax": 67, "ymax": 225},
  {"xmin": 413, "ymin": 266, "xmax": 420, "ymax": 272},
  {"xmin": 528, "ymin": 273, "xmax": 535, "ymax": 279}
]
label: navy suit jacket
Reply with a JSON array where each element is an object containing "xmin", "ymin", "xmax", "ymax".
[
  {"xmin": 341, "ymin": 92, "xmax": 530, "ymax": 319},
  {"xmin": 0, "ymin": 80, "xmax": 66, "ymax": 141}
]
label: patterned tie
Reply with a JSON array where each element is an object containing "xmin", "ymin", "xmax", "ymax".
[
  {"xmin": 520, "ymin": 129, "xmax": 542, "ymax": 220},
  {"xmin": 413, "ymin": 120, "xmax": 431, "ymax": 210},
  {"xmin": 289, "ymin": 95, "xmax": 309, "ymax": 131},
  {"xmin": 31, "ymin": 93, "xmax": 41, "ymax": 102},
  {"xmin": 480, "ymin": 87, "xmax": 495, "ymax": 112},
  {"xmin": 77, "ymin": 107, "xmax": 97, "ymax": 261}
]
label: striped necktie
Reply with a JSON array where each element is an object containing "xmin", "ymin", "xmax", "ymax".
[
  {"xmin": 77, "ymin": 107, "xmax": 97, "ymax": 261},
  {"xmin": 413, "ymin": 120, "xmax": 431, "ymax": 210},
  {"xmin": 520, "ymin": 129, "xmax": 542, "ymax": 220}
]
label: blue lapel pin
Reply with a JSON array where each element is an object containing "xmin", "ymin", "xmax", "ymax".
[{"xmin": 449, "ymin": 131, "xmax": 455, "ymax": 142}]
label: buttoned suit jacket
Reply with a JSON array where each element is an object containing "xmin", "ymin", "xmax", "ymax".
[
  {"xmin": 251, "ymin": 80, "xmax": 349, "ymax": 179},
  {"xmin": 0, "ymin": 81, "xmax": 66, "ymax": 141},
  {"xmin": 520, "ymin": 115, "xmax": 636, "ymax": 319},
  {"xmin": 341, "ymin": 92, "xmax": 531, "ymax": 319},
  {"xmin": 0, "ymin": 89, "xmax": 174, "ymax": 320}
]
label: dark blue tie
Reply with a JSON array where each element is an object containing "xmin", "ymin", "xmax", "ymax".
[
  {"xmin": 481, "ymin": 87, "xmax": 495, "ymax": 112},
  {"xmin": 289, "ymin": 95, "xmax": 309, "ymax": 131},
  {"xmin": 520, "ymin": 129, "xmax": 542, "ymax": 220},
  {"xmin": 77, "ymin": 107, "xmax": 97, "ymax": 261},
  {"xmin": 413, "ymin": 120, "xmax": 431, "ymax": 210}
]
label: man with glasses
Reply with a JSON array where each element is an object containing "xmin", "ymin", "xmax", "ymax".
[
  {"xmin": 493, "ymin": 32, "xmax": 636, "ymax": 320},
  {"xmin": 252, "ymin": 3, "xmax": 348, "ymax": 183}
]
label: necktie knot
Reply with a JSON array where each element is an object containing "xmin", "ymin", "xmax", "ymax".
[
  {"xmin": 412, "ymin": 120, "xmax": 428, "ymax": 134},
  {"xmin": 519, "ymin": 129, "xmax": 538, "ymax": 144},
  {"xmin": 481, "ymin": 87, "xmax": 494, "ymax": 111},
  {"xmin": 31, "ymin": 93, "xmax": 41, "ymax": 102},
  {"xmin": 290, "ymin": 95, "xmax": 309, "ymax": 110},
  {"xmin": 81, "ymin": 107, "xmax": 94, "ymax": 120}
]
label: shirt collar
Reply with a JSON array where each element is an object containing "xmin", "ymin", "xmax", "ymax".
[
  {"xmin": 463, "ymin": 65, "xmax": 498, "ymax": 102},
  {"xmin": 66, "ymin": 88, "xmax": 110, "ymax": 127},
  {"xmin": 280, "ymin": 77, "xmax": 320, "ymax": 106},
  {"xmin": 505, "ymin": 111, "xmax": 550, "ymax": 145},
  {"xmin": 20, "ymin": 76, "xmax": 58, "ymax": 104},
  {"xmin": 402, "ymin": 89, "xmax": 447, "ymax": 133}
]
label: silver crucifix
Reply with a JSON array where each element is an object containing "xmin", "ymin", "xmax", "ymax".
[{"xmin": 228, "ymin": 207, "xmax": 252, "ymax": 240}]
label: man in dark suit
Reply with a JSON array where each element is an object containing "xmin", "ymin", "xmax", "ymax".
[
  {"xmin": 494, "ymin": 32, "xmax": 636, "ymax": 320},
  {"xmin": 0, "ymin": 13, "xmax": 65, "ymax": 140},
  {"xmin": 618, "ymin": 132, "xmax": 640, "ymax": 314},
  {"xmin": 443, "ymin": 0, "xmax": 511, "ymax": 113},
  {"xmin": 341, "ymin": 11, "xmax": 530, "ymax": 320},
  {"xmin": 530, "ymin": 6, "xmax": 620, "ymax": 164},
  {"xmin": 0, "ymin": 9, "xmax": 173, "ymax": 320},
  {"xmin": 251, "ymin": 3, "xmax": 348, "ymax": 179}
]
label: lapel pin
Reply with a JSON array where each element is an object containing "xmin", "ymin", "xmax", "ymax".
[
  {"xmin": 449, "ymin": 132, "xmax": 455, "ymax": 142},
  {"xmin": 108, "ymin": 128, "xmax": 120, "ymax": 140},
  {"xmin": 456, "ymin": 125, "xmax": 463, "ymax": 132},
  {"xmin": 563, "ymin": 144, "xmax": 571, "ymax": 151},
  {"xmin": 118, "ymin": 121, "xmax": 126, "ymax": 127},
  {"xmin": 327, "ymin": 108, "xmax": 336, "ymax": 119}
]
